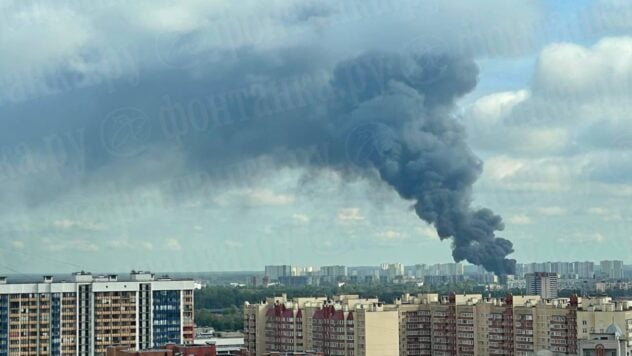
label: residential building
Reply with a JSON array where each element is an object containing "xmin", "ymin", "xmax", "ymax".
[
  {"xmin": 291, "ymin": 266, "xmax": 314, "ymax": 277},
  {"xmin": 397, "ymin": 293, "xmax": 578, "ymax": 355},
  {"xmin": 406, "ymin": 264, "xmax": 426, "ymax": 279},
  {"xmin": 320, "ymin": 265, "xmax": 347, "ymax": 284},
  {"xmin": 380, "ymin": 263, "xmax": 405, "ymax": 282},
  {"xmin": 574, "ymin": 262, "xmax": 595, "ymax": 279},
  {"xmin": 264, "ymin": 266, "xmax": 292, "ymax": 282},
  {"xmin": 526, "ymin": 272, "xmax": 559, "ymax": 299},
  {"xmin": 578, "ymin": 324, "xmax": 629, "ymax": 356},
  {"xmin": 595, "ymin": 281, "xmax": 632, "ymax": 293},
  {"xmin": 600, "ymin": 260, "xmax": 625, "ymax": 280},
  {"xmin": 515, "ymin": 261, "xmax": 595, "ymax": 279},
  {"xmin": 244, "ymin": 292, "xmax": 632, "ymax": 356},
  {"xmin": 0, "ymin": 271, "xmax": 195, "ymax": 356},
  {"xmin": 576, "ymin": 297, "xmax": 632, "ymax": 341},
  {"xmin": 436, "ymin": 263, "xmax": 464, "ymax": 276},
  {"xmin": 243, "ymin": 294, "xmax": 399, "ymax": 356},
  {"xmin": 551, "ymin": 262, "xmax": 574, "ymax": 277}
]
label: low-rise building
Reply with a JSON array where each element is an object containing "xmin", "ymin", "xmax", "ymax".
[
  {"xmin": 578, "ymin": 324, "xmax": 629, "ymax": 356},
  {"xmin": 106, "ymin": 344, "xmax": 216, "ymax": 356}
]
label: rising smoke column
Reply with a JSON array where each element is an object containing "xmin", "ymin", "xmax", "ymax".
[
  {"xmin": 325, "ymin": 52, "xmax": 516, "ymax": 275},
  {"xmin": 155, "ymin": 49, "xmax": 515, "ymax": 275}
]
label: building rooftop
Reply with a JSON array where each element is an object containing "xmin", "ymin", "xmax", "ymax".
[
  {"xmin": 605, "ymin": 323, "xmax": 624, "ymax": 338},
  {"xmin": 0, "ymin": 271, "xmax": 192, "ymax": 284}
]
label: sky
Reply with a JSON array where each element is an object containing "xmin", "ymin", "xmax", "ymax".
[{"xmin": 1, "ymin": 0, "xmax": 632, "ymax": 273}]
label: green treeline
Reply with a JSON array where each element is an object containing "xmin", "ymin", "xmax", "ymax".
[{"xmin": 193, "ymin": 282, "xmax": 499, "ymax": 331}]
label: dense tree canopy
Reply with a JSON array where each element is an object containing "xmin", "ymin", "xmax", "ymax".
[{"xmin": 193, "ymin": 282, "xmax": 515, "ymax": 331}]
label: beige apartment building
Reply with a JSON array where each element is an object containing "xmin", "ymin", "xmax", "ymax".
[
  {"xmin": 576, "ymin": 297, "xmax": 632, "ymax": 342},
  {"xmin": 245, "ymin": 293, "xmax": 632, "ymax": 356},
  {"xmin": 244, "ymin": 294, "xmax": 399, "ymax": 356},
  {"xmin": 397, "ymin": 293, "xmax": 578, "ymax": 355}
]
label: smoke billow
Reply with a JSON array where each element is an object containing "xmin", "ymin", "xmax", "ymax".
[
  {"xmin": 317, "ymin": 52, "xmax": 515, "ymax": 275},
  {"xmin": 178, "ymin": 50, "xmax": 516, "ymax": 274}
]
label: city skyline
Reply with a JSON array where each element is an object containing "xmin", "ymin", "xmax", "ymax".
[
  {"xmin": 1, "ymin": 259, "xmax": 628, "ymax": 277},
  {"xmin": 2, "ymin": 1, "xmax": 632, "ymax": 274}
]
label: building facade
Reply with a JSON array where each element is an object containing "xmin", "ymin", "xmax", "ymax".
[
  {"xmin": 263, "ymin": 266, "xmax": 292, "ymax": 282},
  {"xmin": 0, "ymin": 271, "xmax": 194, "ymax": 356},
  {"xmin": 578, "ymin": 324, "xmax": 629, "ymax": 356},
  {"xmin": 515, "ymin": 261, "xmax": 595, "ymax": 279},
  {"xmin": 320, "ymin": 266, "xmax": 347, "ymax": 284},
  {"xmin": 574, "ymin": 262, "xmax": 595, "ymax": 279},
  {"xmin": 245, "ymin": 292, "xmax": 632, "ymax": 356},
  {"xmin": 600, "ymin": 260, "xmax": 625, "ymax": 280},
  {"xmin": 525, "ymin": 272, "xmax": 559, "ymax": 299},
  {"xmin": 397, "ymin": 293, "xmax": 579, "ymax": 356},
  {"xmin": 244, "ymin": 295, "xmax": 399, "ymax": 356}
]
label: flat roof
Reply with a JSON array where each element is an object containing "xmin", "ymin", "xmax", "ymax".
[{"xmin": 0, "ymin": 271, "xmax": 193, "ymax": 284}]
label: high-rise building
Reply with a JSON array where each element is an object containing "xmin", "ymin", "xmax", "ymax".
[
  {"xmin": 573, "ymin": 261, "xmax": 595, "ymax": 279},
  {"xmin": 517, "ymin": 261, "xmax": 595, "ymax": 279},
  {"xmin": 526, "ymin": 272, "xmax": 559, "ymax": 299},
  {"xmin": 406, "ymin": 264, "xmax": 427, "ymax": 279},
  {"xmin": 264, "ymin": 265, "xmax": 292, "ymax": 282},
  {"xmin": 244, "ymin": 294, "xmax": 399, "ymax": 356},
  {"xmin": 436, "ymin": 263, "xmax": 464, "ymax": 276},
  {"xmin": 380, "ymin": 263, "xmax": 404, "ymax": 282},
  {"xmin": 0, "ymin": 271, "xmax": 195, "ymax": 356},
  {"xmin": 397, "ymin": 293, "xmax": 578, "ymax": 356},
  {"xmin": 319, "ymin": 265, "xmax": 347, "ymax": 284},
  {"xmin": 245, "ymin": 293, "xmax": 632, "ymax": 356},
  {"xmin": 551, "ymin": 262, "xmax": 573, "ymax": 277},
  {"xmin": 600, "ymin": 260, "xmax": 624, "ymax": 280},
  {"xmin": 291, "ymin": 266, "xmax": 314, "ymax": 277}
]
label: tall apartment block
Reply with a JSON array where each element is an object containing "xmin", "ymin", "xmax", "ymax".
[
  {"xmin": 263, "ymin": 266, "xmax": 292, "ymax": 282},
  {"xmin": 573, "ymin": 262, "xmax": 595, "ymax": 279},
  {"xmin": 600, "ymin": 260, "xmax": 625, "ymax": 280},
  {"xmin": 525, "ymin": 272, "xmax": 559, "ymax": 299},
  {"xmin": 397, "ymin": 293, "xmax": 579, "ymax": 355},
  {"xmin": 320, "ymin": 266, "xmax": 347, "ymax": 284},
  {"xmin": 244, "ymin": 294, "xmax": 399, "ymax": 356},
  {"xmin": 515, "ymin": 261, "xmax": 595, "ymax": 279},
  {"xmin": 245, "ymin": 293, "xmax": 632, "ymax": 356},
  {"xmin": 0, "ymin": 271, "xmax": 194, "ymax": 356}
]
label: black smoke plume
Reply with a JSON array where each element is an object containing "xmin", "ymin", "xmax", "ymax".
[
  {"xmin": 321, "ymin": 52, "xmax": 516, "ymax": 275},
  {"xmin": 159, "ymin": 51, "xmax": 516, "ymax": 274},
  {"xmin": 4, "ymin": 48, "xmax": 516, "ymax": 275}
]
